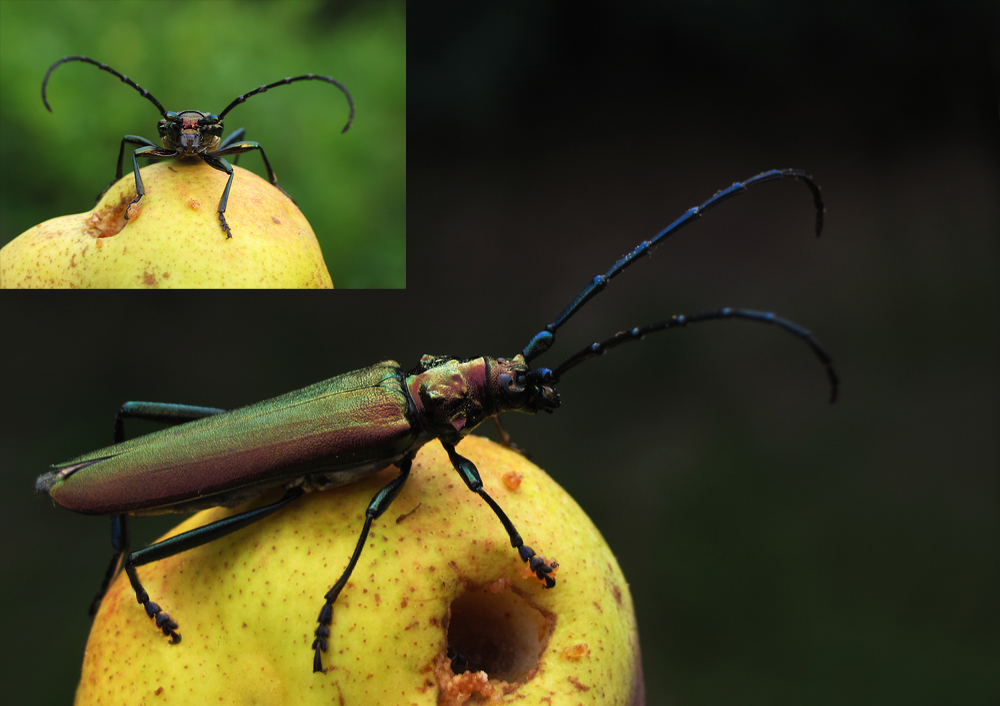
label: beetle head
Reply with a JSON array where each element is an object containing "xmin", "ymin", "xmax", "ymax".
[
  {"xmin": 158, "ymin": 110, "xmax": 223, "ymax": 155},
  {"xmin": 492, "ymin": 355, "xmax": 560, "ymax": 415}
]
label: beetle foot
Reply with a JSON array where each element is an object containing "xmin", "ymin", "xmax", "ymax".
[
  {"xmin": 123, "ymin": 194, "xmax": 142, "ymax": 222},
  {"xmin": 218, "ymin": 211, "xmax": 233, "ymax": 239},
  {"xmin": 518, "ymin": 544, "xmax": 558, "ymax": 588},
  {"xmin": 143, "ymin": 600, "xmax": 181, "ymax": 643},
  {"xmin": 311, "ymin": 601, "xmax": 333, "ymax": 672}
]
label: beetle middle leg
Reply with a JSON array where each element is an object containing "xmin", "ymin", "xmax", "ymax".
[
  {"xmin": 441, "ymin": 441, "xmax": 557, "ymax": 588},
  {"xmin": 217, "ymin": 128, "xmax": 246, "ymax": 155},
  {"xmin": 202, "ymin": 140, "xmax": 292, "ymax": 238},
  {"xmin": 208, "ymin": 140, "xmax": 295, "ymax": 203},
  {"xmin": 313, "ymin": 456, "xmax": 414, "ymax": 673}
]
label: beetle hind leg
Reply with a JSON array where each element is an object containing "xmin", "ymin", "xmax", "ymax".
[
  {"xmin": 116, "ymin": 486, "xmax": 306, "ymax": 645},
  {"xmin": 88, "ymin": 513, "xmax": 129, "ymax": 616},
  {"xmin": 442, "ymin": 441, "xmax": 558, "ymax": 588},
  {"xmin": 313, "ymin": 457, "xmax": 414, "ymax": 673},
  {"xmin": 123, "ymin": 562, "xmax": 181, "ymax": 643}
]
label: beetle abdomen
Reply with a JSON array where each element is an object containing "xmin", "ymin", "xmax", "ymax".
[{"xmin": 41, "ymin": 362, "xmax": 424, "ymax": 515}]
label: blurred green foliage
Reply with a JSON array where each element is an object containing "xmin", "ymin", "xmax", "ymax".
[{"xmin": 0, "ymin": 0, "xmax": 405, "ymax": 288}]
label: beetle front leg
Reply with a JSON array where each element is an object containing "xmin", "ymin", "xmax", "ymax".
[
  {"xmin": 97, "ymin": 135, "xmax": 158, "ymax": 201},
  {"xmin": 201, "ymin": 154, "xmax": 237, "ymax": 238},
  {"xmin": 122, "ymin": 145, "xmax": 177, "ymax": 222},
  {"xmin": 441, "ymin": 441, "xmax": 557, "ymax": 588},
  {"xmin": 313, "ymin": 457, "xmax": 413, "ymax": 673}
]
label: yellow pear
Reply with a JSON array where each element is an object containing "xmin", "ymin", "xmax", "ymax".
[
  {"xmin": 1, "ymin": 160, "xmax": 332, "ymax": 288},
  {"xmin": 74, "ymin": 436, "xmax": 643, "ymax": 705}
]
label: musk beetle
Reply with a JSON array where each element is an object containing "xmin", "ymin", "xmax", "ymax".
[
  {"xmin": 36, "ymin": 169, "xmax": 837, "ymax": 673},
  {"xmin": 42, "ymin": 56, "xmax": 354, "ymax": 239}
]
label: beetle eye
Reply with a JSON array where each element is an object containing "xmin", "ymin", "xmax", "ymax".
[{"xmin": 497, "ymin": 369, "xmax": 530, "ymax": 408}]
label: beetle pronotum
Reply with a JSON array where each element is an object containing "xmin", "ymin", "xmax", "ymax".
[{"xmin": 36, "ymin": 169, "xmax": 836, "ymax": 673}]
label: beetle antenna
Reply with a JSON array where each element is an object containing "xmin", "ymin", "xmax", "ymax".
[
  {"xmin": 217, "ymin": 75, "xmax": 355, "ymax": 133},
  {"xmin": 548, "ymin": 307, "xmax": 839, "ymax": 403},
  {"xmin": 42, "ymin": 56, "xmax": 167, "ymax": 117},
  {"xmin": 521, "ymin": 170, "xmax": 825, "ymax": 362}
]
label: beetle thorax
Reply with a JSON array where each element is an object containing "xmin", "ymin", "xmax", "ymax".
[
  {"xmin": 406, "ymin": 356, "xmax": 493, "ymax": 443},
  {"xmin": 405, "ymin": 354, "xmax": 559, "ymax": 444}
]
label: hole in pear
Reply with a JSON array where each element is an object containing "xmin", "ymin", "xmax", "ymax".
[{"xmin": 444, "ymin": 580, "xmax": 553, "ymax": 683}]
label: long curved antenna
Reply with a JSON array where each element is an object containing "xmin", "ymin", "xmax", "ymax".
[
  {"xmin": 522, "ymin": 170, "xmax": 825, "ymax": 362},
  {"xmin": 218, "ymin": 75, "xmax": 355, "ymax": 133},
  {"xmin": 42, "ymin": 56, "xmax": 167, "ymax": 117},
  {"xmin": 549, "ymin": 307, "xmax": 838, "ymax": 403}
]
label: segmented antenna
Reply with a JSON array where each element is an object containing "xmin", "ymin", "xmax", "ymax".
[
  {"xmin": 218, "ymin": 75, "xmax": 355, "ymax": 133},
  {"xmin": 550, "ymin": 308, "xmax": 839, "ymax": 403},
  {"xmin": 522, "ymin": 170, "xmax": 825, "ymax": 363},
  {"xmin": 42, "ymin": 56, "xmax": 167, "ymax": 117}
]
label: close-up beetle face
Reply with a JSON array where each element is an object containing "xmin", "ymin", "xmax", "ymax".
[{"xmin": 157, "ymin": 110, "xmax": 223, "ymax": 155}]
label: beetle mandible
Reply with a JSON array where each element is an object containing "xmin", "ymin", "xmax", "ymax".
[
  {"xmin": 41, "ymin": 56, "xmax": 354, "ymax": 239},
  {"xmin": 36, "ymin": 169, "xmax": 837, "ymax": 673}
]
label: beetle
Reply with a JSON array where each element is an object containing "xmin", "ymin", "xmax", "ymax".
[
  {"xmin": 36, "ymin": 169, "xmax": 837, "ymax": 673},
  {"xmin": 41, "ymin": 55, "xmax": 354, "ymax": 239}
]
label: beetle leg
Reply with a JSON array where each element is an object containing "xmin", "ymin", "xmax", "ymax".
[
  {"xmin": 217, "ymin": 127, "xmax": 247, "ymax": 158},
  {"xmin": 121, "ymin": 486, "xmax": 306, "ymax": 644},
  {"xmin": 441, "ymin": 441, "xmax": 557, "ymax": 588},
  {"xmin": 313, "ymin": 456, "xmax": 414, "ymax": 674},
  {"xmin": 87, "ymin": 403, "xmax": 228, "ymax": 615},
  {"xmin": 88, "ymin": 513, "xmax": 129, "ymax": 616},
  {"xmin": 200, "ymin": 154, "xmax": 236, "ymax": 238},
  {"xmin": 208, "ymin": 140, "xmax": 296, "ymax": 204},
  {"xmin": 121, "ymin": 145, "xmax": 177, "ymax": 222},
  {"xmin": 97, "ymin": 135, "xmax": 158, "ymax": 201},
  {"xmin": 114, "ymin": 401, "xmax": 226, "ymax": 443},
  {"xmin": 490, "ymin": 417, "xmax": 531, "ymax": 458}
]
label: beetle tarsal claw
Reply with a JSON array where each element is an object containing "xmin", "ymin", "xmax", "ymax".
[
  {"xmin": 217, "ymin": 211, "xmax": 233, "ymax": 239},
  {"xmin": 142, "ymin": 600, "xmax": 181, "ymax": 642},
  {"xmin": 517, "ymin": 544, "xmax": 558, "ymax": 588},
  {"xmin": 312, "ymin": 602, "xmax": 334, "ymax": 671},
  {"xmin": 313, "ymin": 650, "xmax": 327, "ymax": 674}
]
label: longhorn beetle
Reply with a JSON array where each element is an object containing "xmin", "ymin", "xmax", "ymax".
[
  {"xmin": 41, "ymin": 56, "xmax": 354, "ymax": 239},
  {"xmin": 36, "ymin": 169, "xmax": 837, "ymax": 673}
]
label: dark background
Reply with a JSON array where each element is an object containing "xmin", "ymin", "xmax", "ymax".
[{"xmin": 4, "ymin": 1, "xmax": 1000, "ymax": 704}]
